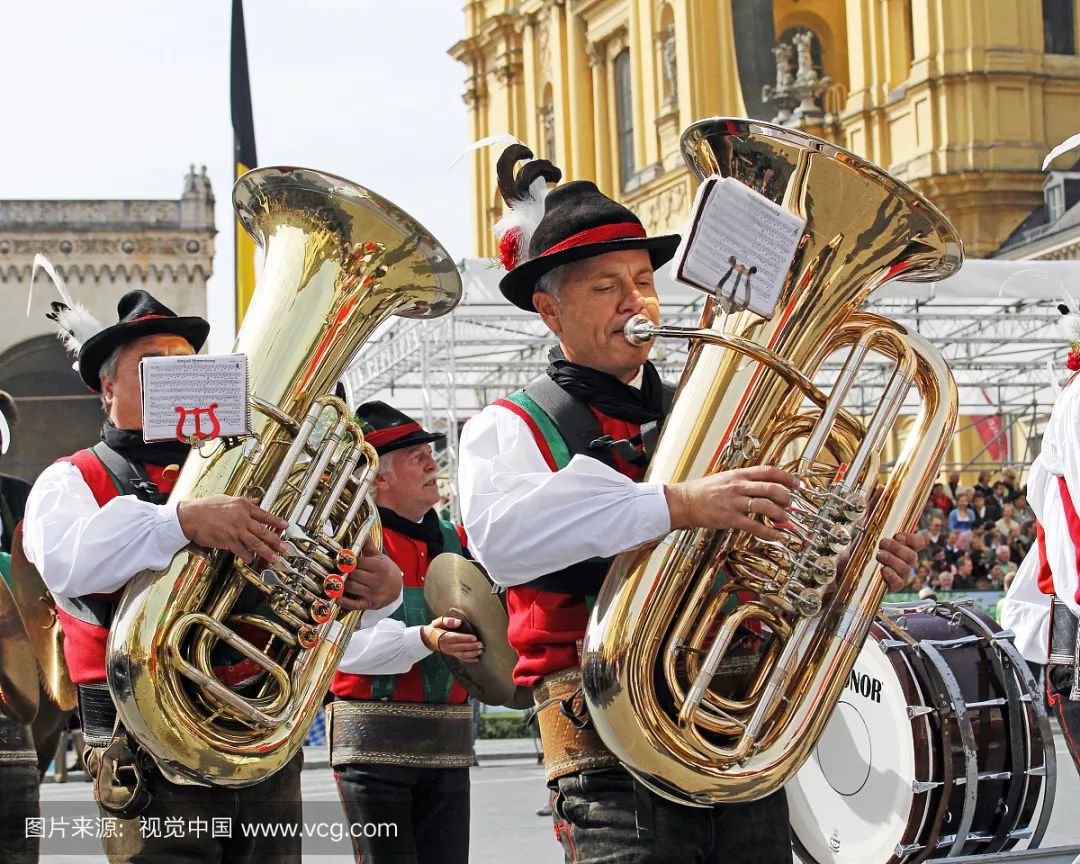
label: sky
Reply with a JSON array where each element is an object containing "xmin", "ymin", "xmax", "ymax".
[{"xmin": 0, "ymin": 1, "xmax": 473, "ymax": 351}]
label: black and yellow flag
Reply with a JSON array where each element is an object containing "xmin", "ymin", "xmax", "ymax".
[{"xmin": 231, "ymin": 0, "xmax": 258, "ymax": 326}]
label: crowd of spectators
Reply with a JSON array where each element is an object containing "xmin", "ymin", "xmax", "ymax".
[{"xmin": 906, "ymin": 467, "xmax": 1035, "ymax": 595}]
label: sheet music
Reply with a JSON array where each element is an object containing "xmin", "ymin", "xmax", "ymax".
[
  {"xmin": 140, "ymin": 354, "xmax": 250, "ymax": 443},
  {"xmin": 672, "ymin": 175, "xmax": 806, "ymax": 318}
]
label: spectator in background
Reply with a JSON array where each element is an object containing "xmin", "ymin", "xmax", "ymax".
[
  {"xmin": 1015, "ymin": 520, "xmax": 1036, "ymax": 557},
  {"xmin": 955, "ymin": 555, "xmax": 975, "ymax": 589},
  {"xmin": 919, "ymin": 495, "xmax": 946, "ymax": 531},
  {"xmin": 931, "ymin": 548, "xmax": 955, "ymax": 577},
  {"xmin": 947, "ymin": 469, "xmax": 963, "ymax": 502},
  {"xmin": 995, "ymin": 503, "xmax": 1020, "ymax": 538},
  {"xmin": 930, "ymin": 482, "xmax": 954, "ymax": 515},
  {"xmin": 1002, "ymin": 468, "xmax": 1020, "ymax": 499},
  {"xmin": 969, "ymin": 537, "xmax": 990, "ymax": 581},
  {"xmin": 988, "ymin": 564, "xmax": 1005, "ymax": 590},
  {"xmin": 975, "ymin": 470, "xmax": 994, "ymax": 499},
  {"xmin": 989, "ymin": 482, "xmax": 1009, "ymax": 522},
  {"xmin": 971, "ymin": 491, "xmax": 993, "ymax": 528},
  {"xmin": 949, "ymin": 492, "xmax": 976, "ymax": 533},
  {"xmin": 934, "ymin": 570, "xmax": 956, "ymax": 594},
  {"xmin": 924, "ymin": 517, "xmax": 946, "ymax": 555},
  {"xmin": 1012, "ymin": 491, "xmax": 1034, "ymax": 525},
  {"xmin": 995, "ymin": 544, "xmax": 1018, "ymax": 580},
  {"xmin": 944, "ymin": 531, "xmax": 964, "ymax": 565}
]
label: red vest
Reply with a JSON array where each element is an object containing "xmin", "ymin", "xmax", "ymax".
[
  {"xmin": 501, "ymin": 407, "xmax": 643, "ymax": 686},
  {"xmin": 330, "ymin": 523, "xmax": 470, "ymax": 704},
  {"xmin": 54, "ymin": 450, "xmax": 177, "ymax": 685}
]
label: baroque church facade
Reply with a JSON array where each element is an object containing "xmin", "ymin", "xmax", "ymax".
[{"xmin": 450, "ymin": 0, "xmax": 1080, "ymax": 259}]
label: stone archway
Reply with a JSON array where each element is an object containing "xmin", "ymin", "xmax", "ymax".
[{"xmin": 0, "ymin": 335, "xmax": 101, "ymax": 483}]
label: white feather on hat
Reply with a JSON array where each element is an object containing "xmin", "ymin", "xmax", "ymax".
[{"xmin": 29, "ymin": 254, "xmax": 105, "ymax": 356}]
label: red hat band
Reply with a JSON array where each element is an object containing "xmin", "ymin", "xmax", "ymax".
[
  {"xmin": 364, "ymin": 422, "xmax": 422, "ymax": 449},
  {"xmin": 539, "ymin": 222, "xmax": 646, "ymax": 258}
]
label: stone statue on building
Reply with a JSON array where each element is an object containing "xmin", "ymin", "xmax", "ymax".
[
  {"xmin": 762, "ymin": 31, "xmax": 830, "ymax": 126},
  {"xmin": 661, "ymin": 23, "xmax": 678, "ymax": 107}
]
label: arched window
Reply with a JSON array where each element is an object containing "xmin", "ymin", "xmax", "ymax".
[{"xmin": 614, "ymin": 49, "xmax": 635, "ymax": 188}]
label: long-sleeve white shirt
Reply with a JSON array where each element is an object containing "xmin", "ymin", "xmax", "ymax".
[
  {"xmin": 22, "ymin": 459, "xmax": 400, "ymax": 626},
  {"xmin": 1003, "ymin": 377, "xmax": 1080, "ymax": 662},
  {"xmin": 457, "ymin": 402, "xmax": 672, "ymax": 588},
  {"xmin": 337, "ymin": 616, "xmax": 431, "ymax": 675}
]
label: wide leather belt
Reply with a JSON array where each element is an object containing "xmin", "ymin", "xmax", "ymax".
[
  {"xmin": 0, "ymin": 717, "xmax": 37, "ymax": 766},
  {"xmin": 533, "ymin": 668, "xmax": 619, "ymax": 783},
  {"xmin": 1049, "ymin": 597, "xmax": 1080, "ymax": 701},
  {"xmin": 78, "ymin": 682, "xmax": 119, "ymax": 749},
  {"xmin": 328, "ymin": 700, "xmax": 474, "ymax": 769}
]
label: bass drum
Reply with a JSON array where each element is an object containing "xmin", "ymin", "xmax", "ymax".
[{"xmin": 788, "ymin": 599, "xmax": 1054, "ymax": 864}]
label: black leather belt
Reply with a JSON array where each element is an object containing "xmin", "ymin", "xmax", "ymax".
[
  {"xmin": 328, "ymin": 699, "xmax": 474, "ymax": 769},
  {"xmin": 78, "ymin": 683, "xmax": 120, "ymax": 748},
  {"xmin": 1049, "ymin": 597, "xmax": 1080, "ymax": 701},
  {"xmin": 0, "ymin": 716, "xmax": 37, "ymax": 766}
]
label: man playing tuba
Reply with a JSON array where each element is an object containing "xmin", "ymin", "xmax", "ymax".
[
  {"xmin": 21, "ymin": 287, "xmax": 404, "ymax": 863},
  {"xmin": 457, "ymin": 146, "xmax": 923, "ymax": 864}
]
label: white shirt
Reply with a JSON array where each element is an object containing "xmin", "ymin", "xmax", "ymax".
[
  {"xmin": 457, "ymin": 402, "xmax": 672, "ymax": 588},
  {"xmin": 22, "ymin": 459, "xmax": 401, "ymax": 626},
  {"xmin": 337, "ymin": 617, "xmax": 431, "ymax": 675},
  {"xmin": 1002, "ymin": 378, "xmax": 1080, "ymax": 662}
]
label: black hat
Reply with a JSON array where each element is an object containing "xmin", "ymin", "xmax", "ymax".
[
  {"xmin": 75, "ymin": 291, "xmax": 210, "ymax": 391},
  {"xmin": 497, "ymin": 176, "xmax": 681, "ymax": 312},
  {"xmin": 356, "ymin": 401, "xmax": 444, "ymax": 456}
]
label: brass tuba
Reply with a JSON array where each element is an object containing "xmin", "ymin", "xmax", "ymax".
[
  {"xmin": 582, "ymin": 118, "xmax": 961, "ymax": 805},
  {"xmin": 106, "ymin": 167, "xmax": 461, "ymax": 786}
]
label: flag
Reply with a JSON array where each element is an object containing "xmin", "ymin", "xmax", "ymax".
[
  {"xmin": 974, "ymin": 388, "xmax": 1009, "ymax": 462},
  {"xmin": 231, "ymin": 0, "xmax": 258, "ymax": 326}
]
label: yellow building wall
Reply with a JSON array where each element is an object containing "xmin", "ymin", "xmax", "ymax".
[{"xmin": 451, "ymin": 0, "xmax": 1080, "ymax": 259}]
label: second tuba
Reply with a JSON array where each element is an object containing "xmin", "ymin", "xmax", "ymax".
[
  {"xmin": 582, "ymin": 118, "xmax": 961, "ymax": 805},
  {"xmin": 106, "ymin": 167, "xmax": 461, "ymax": 786}
]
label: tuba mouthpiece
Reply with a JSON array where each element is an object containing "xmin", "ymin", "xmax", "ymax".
[{"xmin": 623, "ymin": 314, "xmax": 656, "ymax": 346}]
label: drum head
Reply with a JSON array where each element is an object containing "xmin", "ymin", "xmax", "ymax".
[{"xmin": 789, "ymin": 635, "xmax": 928, "ymax": 864}]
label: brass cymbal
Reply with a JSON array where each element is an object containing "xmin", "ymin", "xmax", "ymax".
[
  {"xmin": 424, "ymin": 554, "xmax": 533, "ymax": 710},
  {"xmin": 0, "ymin": 568, "xmax": 40, "ymax": 724},
  {"xmin": 7, "ymin": 524, "xmax": 77, "ymax": 711}
]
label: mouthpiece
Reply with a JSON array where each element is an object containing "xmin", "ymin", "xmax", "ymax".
[{"xmin": 623, "ymin": 314, "xmax": 656, "ymax": 346}]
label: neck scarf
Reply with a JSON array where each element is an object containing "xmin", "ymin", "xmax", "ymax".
[
  {"xmin": 546, "ymin": 346, "xmax": 666, "ymax": 424},
  {"xmin": 101, "ymin": 420, "xmax": 191, "ymax": 467},
  {"xmin": 377, "ymin": 506, "xmax": 445, "ymax": 556}
]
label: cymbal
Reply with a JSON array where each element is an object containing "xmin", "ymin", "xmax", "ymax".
[
  {"xmin": 424, "ymin": 554, "xmax": 533, "ymax": 710},
  {"xmin": 7, "ymin": 524, "xmax": 77, "ymax": 711},
  {"xmin": 0, "ymin": 568, "xmax": 40, "ymax": 725}
]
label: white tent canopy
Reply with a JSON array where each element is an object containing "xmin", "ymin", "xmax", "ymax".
[{"xmin": 342, "ymin": 257, "xmax": 1080, "ymax": 480}]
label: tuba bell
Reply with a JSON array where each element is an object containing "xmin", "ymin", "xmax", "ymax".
[
  {"xmin": 106, "ymin": 167, "xmax": 462, "ymax": 786},
  {"xmin": 582, "ymin": 118, "xmax": 961, "ymax": 805}
]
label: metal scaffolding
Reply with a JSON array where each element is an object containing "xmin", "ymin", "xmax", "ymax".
[{"xmin": 341, "ymin": 258, "xmax": 1080, "ymax": 505}]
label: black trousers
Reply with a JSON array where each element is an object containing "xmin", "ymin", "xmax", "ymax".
[
  {"xmin": 333, "ymin": 762, "xmax": 470, "ymax": 864},
  {"xmin": 0, "ymin": 718, "xmax": 40, "ymax": 864},
  {"xmin": 549, "ymin": 766, "xmax": 791, "ymax": 864}
]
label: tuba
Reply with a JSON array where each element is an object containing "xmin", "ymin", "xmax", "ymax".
[
  {"xmin": 106, "ymin": 167, "xmax": 461, "ymax": 786},
  {"xmin": 582, "ymin": 118, "xmax": 961, "ymax": 805}
]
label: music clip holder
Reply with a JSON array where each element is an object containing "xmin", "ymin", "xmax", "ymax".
[{"xmin": 713, "ymin": 255, "xmax": 758, "ymax": 329}]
